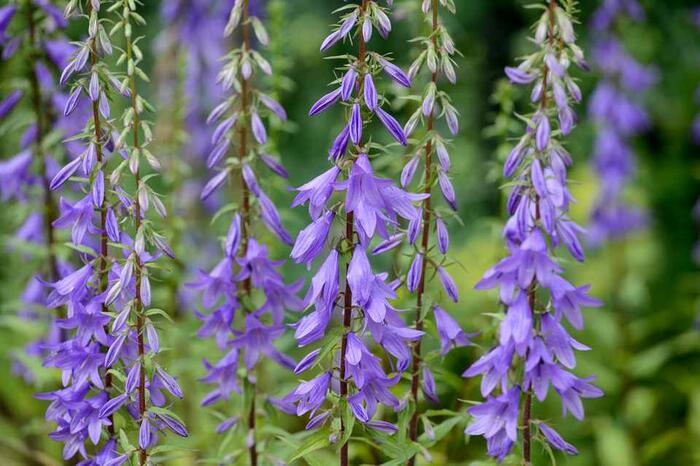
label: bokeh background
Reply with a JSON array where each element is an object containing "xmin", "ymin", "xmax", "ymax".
[{"xmin": 0, "ymin": 0, "xmax": 699, "ymax": 464}]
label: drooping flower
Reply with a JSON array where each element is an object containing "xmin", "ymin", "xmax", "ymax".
[
  {"xmin": 465, "ymin": 386, "xmax": 520, "ymax": 462},
  {"xmin": 433, "ymin": 306, "xmax": 475, "ymax": 356}
]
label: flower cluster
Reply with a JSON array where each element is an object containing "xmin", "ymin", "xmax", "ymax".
[
  {"xmin": 189, "ymin": 0, "xmax": 301, "ymax": 463},
  {"xmin": 464, "ymin": 1, "xmax": 603, "ymax": 462},
  {"xmin": 399, "ymin": 0, "xmax": 470, "ymax": 457},
  {"xmin": 0, "ymin": 0, "xmax": 86, "ymax": 383},
  {"xmin": 278, "ymin": 1, "xmax": 427, "ymax": 462},
  {"xmin": 42, "ymin": 1, "xmax": 184, "ymax": 463},
  {"xmin": 588, "ymin": 0, "xmax": 657, "ymax": 245}
]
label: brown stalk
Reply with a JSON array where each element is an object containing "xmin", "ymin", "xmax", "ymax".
[{"xmin": 407, "ymin": 1, "xmax": 439, "ymax": 464}]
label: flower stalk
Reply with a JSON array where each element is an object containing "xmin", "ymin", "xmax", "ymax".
[
  {"xmin": 237, "ymin": 3, "xmax": 257, "ymax": 464},
  {"xmin": 407, "ymin": 0, "xmax": 438, "ymax": 458},
  {"xmin": 401, "ymin": 0, "xmax": 466, "ymax": 461},
  {"xmin": 284, "ymin": 1, "xmax": 425, "ymax": 464},
  {"xmin": 124, "ymin": 7, "xmax": 147, "ymax": 462},
  {"xmin": 339, "ymin": 4, "xmax": 368, "ymax": 463},
  {"xmin": 463, "ymin": 1, "xmax": 603, "ymax": 462},
  {"xmin": 193, "ymin": 1, "xmax": 299, "ymax": 463},
  {"xmin": 88, "ymin": 1, "xmax": 114, "ymax": 434},
  {"xmin": 25, "ymin": 1, "xmax": 59, "ymax": 287}
]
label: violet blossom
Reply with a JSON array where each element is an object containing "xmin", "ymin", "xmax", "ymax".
[
  {"xmin": 39, "ymin": 0, "xmax": 120, "ymax": 460},
  {"xmin": 42, "ymin": 0, "xmax": 184, "ymax": 463}
]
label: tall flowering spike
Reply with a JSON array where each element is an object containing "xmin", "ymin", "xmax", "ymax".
[
  {"xmin": 96, "ymin": 1, "xmax": 188, "ymax": 463},
  {"xmin": 400, "ymin": 1, "xmax": 471, "ymax": 461},
  {"xmin": 41, "ymin": 0, "xmax": 182, "ymax": 462},
  {"xmin": 39, "ymin": 0, "xmax": 126, "ymax": 462},
  {"xmin": 1, "ymin": 0, "xmax": 83, "ymax": 383},
  {"xmin": 465, "ymin": 2, "xmax": 603, "ymax": 463},
  {"xmin": 190, "ymin": 1, "xmax": 301, "ymax": 464},
  {"xmin": 588, "ymin": 0, "xmax": 657, "ymax": 245},
  {"xmin": 285, "ymin": 2, "xmax": 425, "ymax": 464}
]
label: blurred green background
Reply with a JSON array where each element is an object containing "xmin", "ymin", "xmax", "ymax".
[{"xmin": 0, "ymin": 0, "xmax": 699, "ymax": 464}]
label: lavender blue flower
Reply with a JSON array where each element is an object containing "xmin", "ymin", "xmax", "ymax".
[{"xmin": 40, "ymin": 1, "xmax": 185, "ymax": 463}]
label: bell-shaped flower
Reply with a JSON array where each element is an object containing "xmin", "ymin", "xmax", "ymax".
[
  {"xmin": 433, "ymin": 306, "xmax": 473, "ymax": 356},
  {"xmin": 283, "ymin": 372, "xmax": 331, "ymax": 417},
  {"xmin": 200, "ymin": 348, "xmax": 241, "ymax": 406},
  {"xmin": 465, "ymin": 386, "xmax": 520, "ymax": 462},
  {"xmin": 292, "ymin": 166, "xmax": 340, "ymax": 219},
  {"xmin": 229, "ymin": 313, "xmax": 294, "ymax": 370}
]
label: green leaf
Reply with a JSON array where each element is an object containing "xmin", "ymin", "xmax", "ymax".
[
  {"xmin": 63, "ymin": 242, "xmax": 97, "ymax": 257},
  {"xmin": 150, "ymin": 444, "xmax": 189, "ymax": 455},
  {"xmin": 338, "ymin": 399, "xmax": 355, "ymax": 449},
  {"xmin": 145, "ymin": 308, "xmax": 174, "ymax": 323},
  {"xmin": 288, "ymin": 428, "xmax": 331, "ymax": 463},
  {"xmin": 418, "ymin": 414, "xmax": 465, "ymax": 445},
  {"xmin": 396, "ymin": 400, "xmax": 415, "ymax": 444},
  {"xmin": 118, "ymin": 428, "xmax": 133, "ymax": 452},
  {"xmin": 211, "ymin": 202, "xmax": 239, "ymax": 226}
]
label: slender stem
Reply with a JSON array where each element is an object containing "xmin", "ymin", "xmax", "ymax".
[
  {"xmin": 522, "ymin": 390, "xmax": 533, "ymax": 464},
  {"xmin": 86, "ymin": 0, "xmax": 114, "ymax": 437},
  {"xmin": 339, "ymin": 3, "xmax": 368, "ymax": 464},
  {"xmin": 124, "ymin": 13, "xmax": 148, "ymax": 464},
  {"xmin": 523, "ymin": 4, "xmax": 555, "ymax": 461},
  {"xmin": 339, "ymin": 211, "xmax": 354, "ymax": 466},
  {"xmin": 237, "ymin": 2, "xmax": 257, "ymax": 464},
  {"xmin": 24, "ymin": 8, "xmax": 65, "ymax": 462},
  {"xmin": 523, "ymin": 273, "xmax": 538, "ymax": 466},
  {"xmin": 239, "ymin": 2, "xmax": 252, "ymax": 292},
  {"xmin": 26, "ymin": 3, "xmax": 59, "ymax": 286},
  {"xmin": 407, "ymin": 1, "xmax": 438, "ymax": 463}
]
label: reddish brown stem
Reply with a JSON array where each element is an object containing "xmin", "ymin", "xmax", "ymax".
[
  {"xmin": 523, "ymin": 272, "xmax": 538, "ymax": 466},
  {"xmin": 407, "ymin": 1, "xmax": 439, "ymax": 464},
  {"xmin": 523, "ymin": 3, "xmax": 556, "ymax": 462},
  {"xmin": 339, "ymin": 211, "xmax": 355, "ymax": 466},
  {"xmin": 85, "ymin": 0, "xmax": 115, "ymax": 437},
  {"xmin": 237, "ymin": 2, "xmax": 256, "ymax": 464},
  {"xmin": 26, "ymin": 5, "xmax": 59, "ymax": 286},
  {"xmin": 522, "ymin": 389, "xmax": 533, "ymax": 464},
  {"xmin": 124, "ymin": 19, "xmax": 148, "ymax": 465},
  {"xmin": 338, "ymin": 3, "xmax": 369, "ymax": 464}
]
